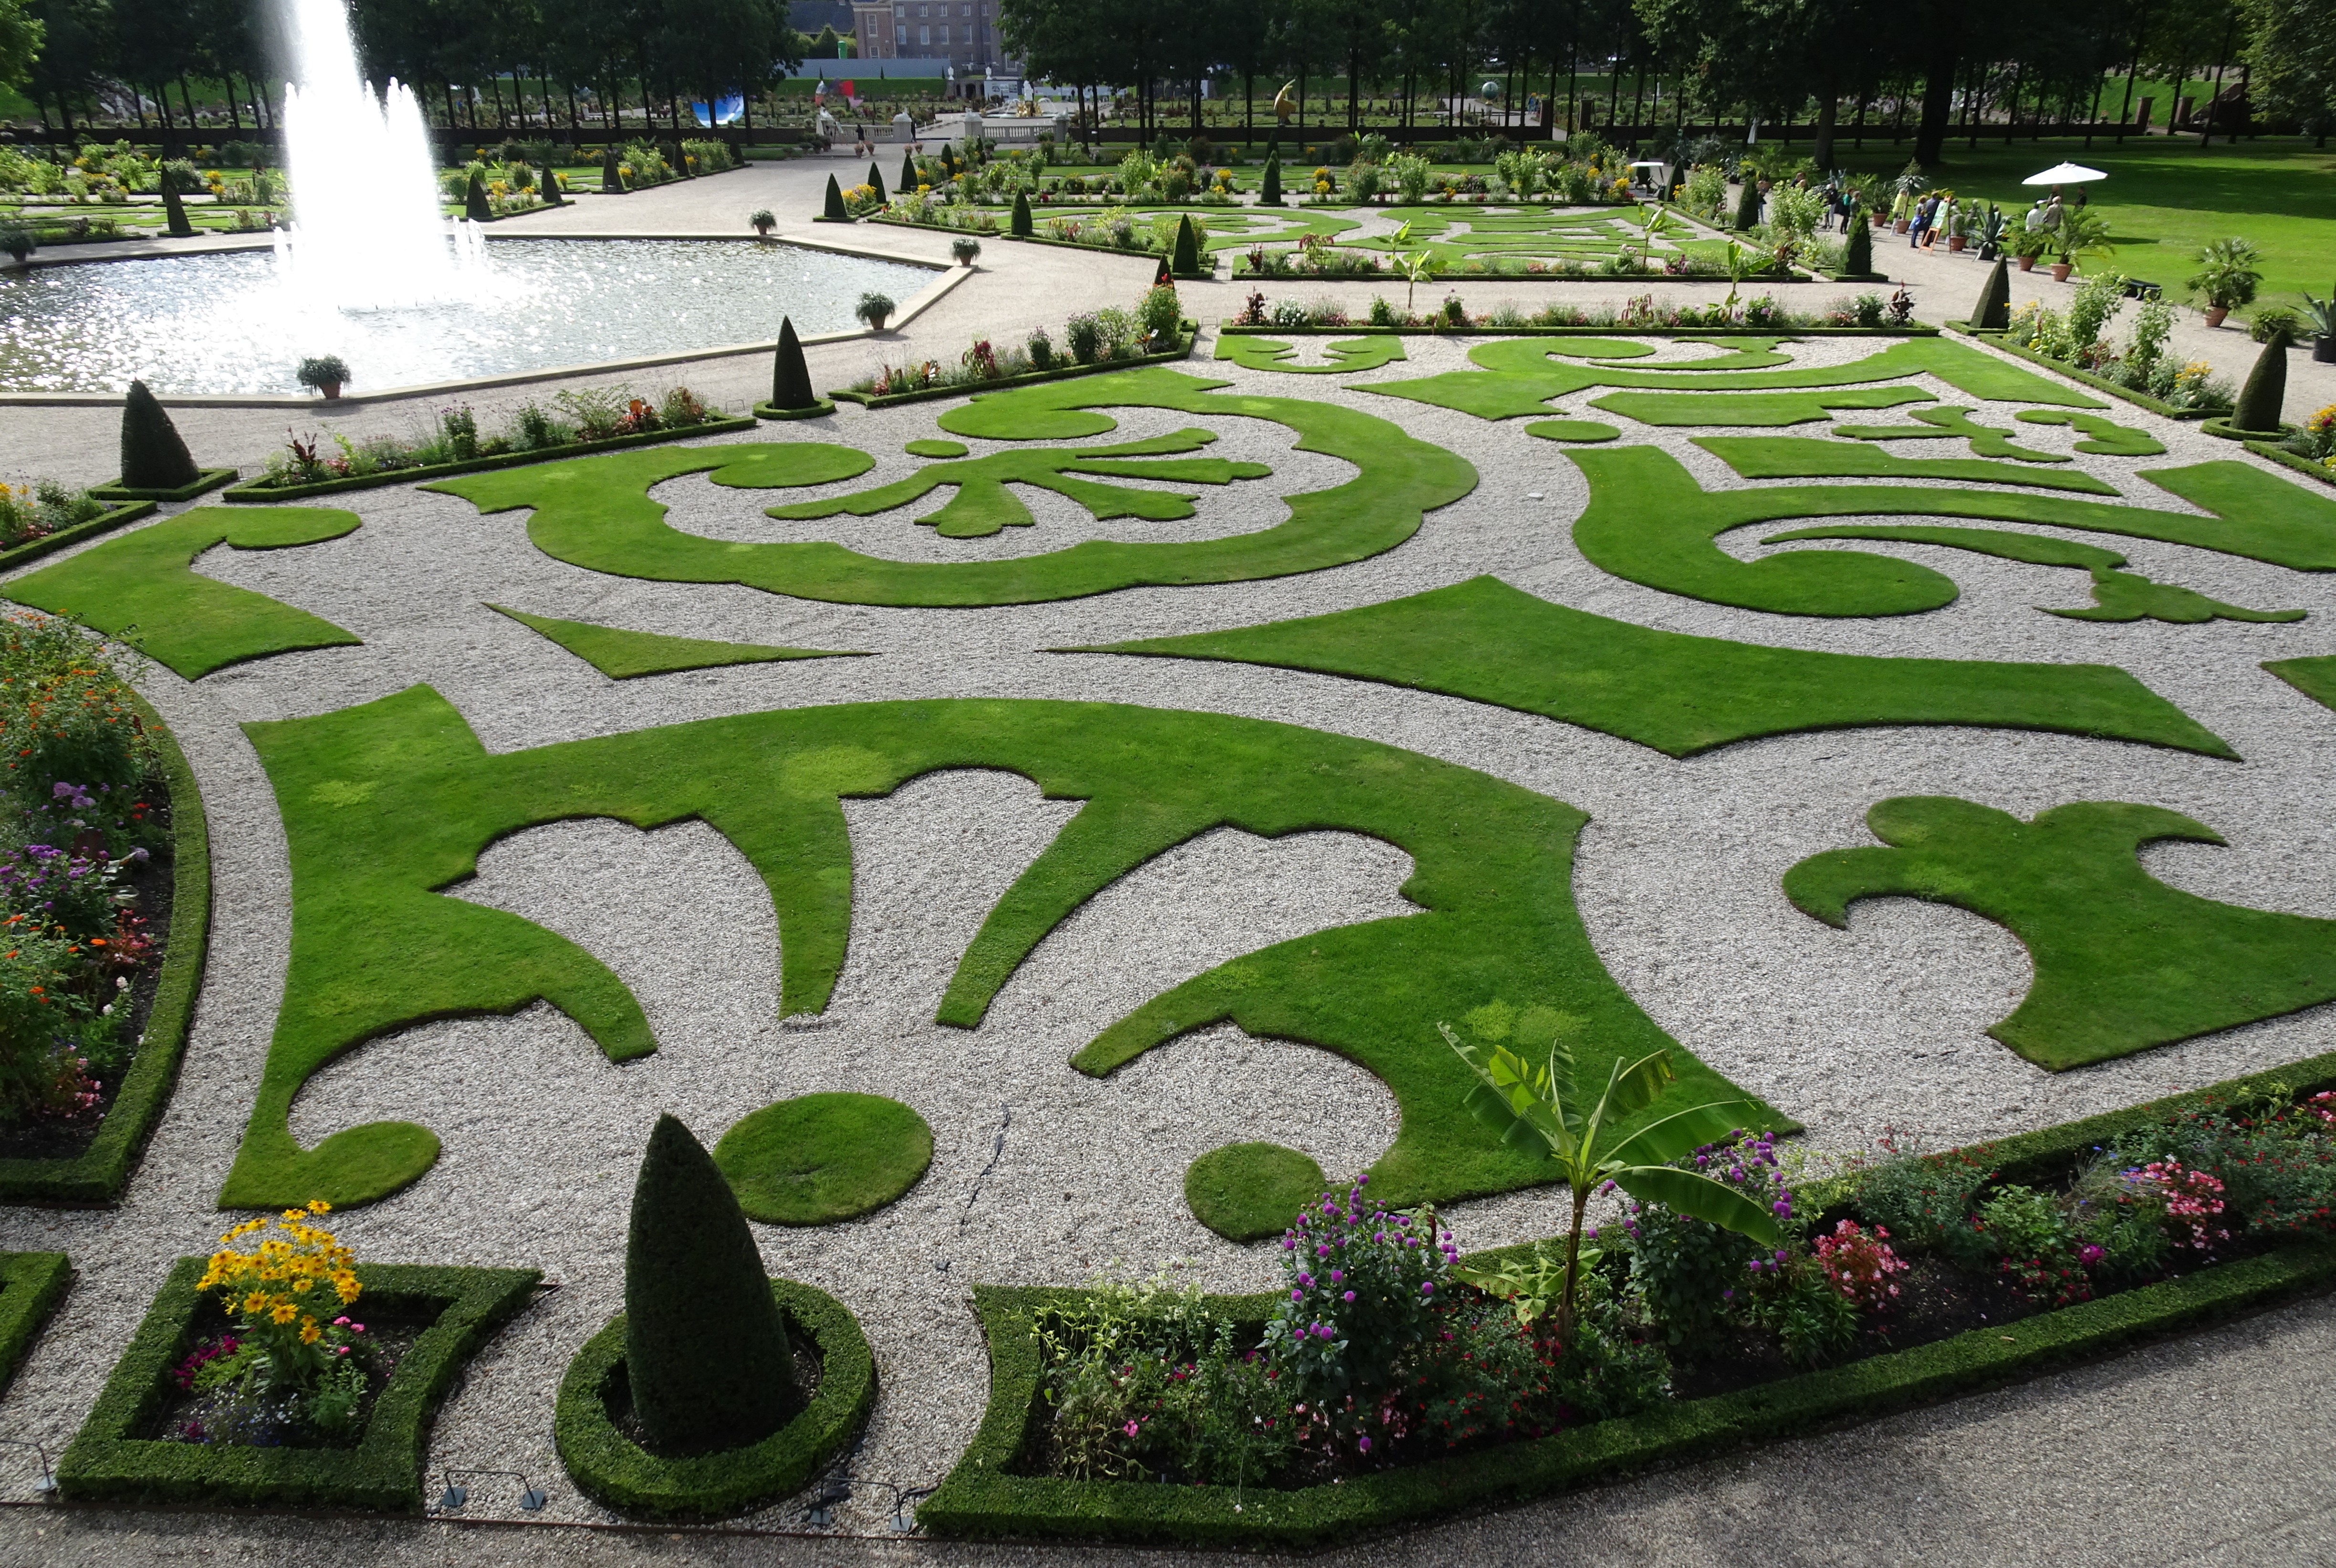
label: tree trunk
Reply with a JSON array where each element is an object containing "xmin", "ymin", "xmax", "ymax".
[
  {"xmin": 1813, "ymin": 94, "xmax": 1837, "ymax": 167},
  {"xmin": 1913, "ymin": 15, "xmax": 1960, "ymax": 165}
]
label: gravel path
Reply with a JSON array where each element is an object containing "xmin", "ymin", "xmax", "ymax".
[{"xmin": 0, "ymin": 248, "xmax": 2330, "ymax": 1553}]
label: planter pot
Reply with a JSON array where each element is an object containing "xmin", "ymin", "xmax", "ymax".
[
  {"xmin": 2317, "ymin": 334, "xmax": 2336, "ymax": 363},
  {"xmin": 1871, "ymin": 213, "xmax": 1887, "ymax": 228},
  {"xmin": 2050, "ymin": 263, "xmax": 2073, "ymax": 282},
  {"xmin": 863, "ymin": 316, "xmax": 889, "ymax": 332},
  {"xmin": 1893, "ymin": 218, "xmax": 1909, "ymax": 233},
  {"xmin": 753, "ymin": 225, "xmax": 773, "ymax": 237},
  {"xmin": 2204, "ymin": 307, "xmax": 2231, "ymax": 328},
  {"xmin": 1979, "ymin": 244, "xmax": 1998, "ymax": 260},
  {"xmin": 1948, "ymin": 236, "xmax": 1966, "ymax": 252},
  {"xmin": 2018, "ymin": 255, "xmax": 2035, "ymax": 271},
  {"xmin": 316, "ymin": 382, "xmax": 342, "ymax": 400}
]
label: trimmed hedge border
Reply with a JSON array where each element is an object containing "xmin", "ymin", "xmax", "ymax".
[
  {"xmin": 2243, "ymin": 441, "xmax": 2336, "ymax": 489},
  {"xmin": 88, "ymin": 470, "xmax": 236, "ymax": 504},
  {"xmin": 970, "ymin": 226, "xmax": 1216, "ymax": 278},
  {"xmin": 752, "ymin": 399, "xmax": 838, "ymax": 421},
  {"xmin": 59, "ymin": 1259, "xmax": 541, "ymax": 1509},
  {"xmin": 1944, "ymin": 322, "xmax": 2225, "ymax": 419},
  {"xmin": 2199, "ymin": 416, "xmax": 2296, "ymax": 443},
  {"xmin": 827, "ymin": 328, "xmax": 1197, "ymax": 409},
  {"xmin": 1215, "ymin": 322, "xmax": 1940, "ymax": 338},
  {"xmin": 0, "ymin": 1253, "xmax": 73, "ymax": 1395},
  {"xmin": 553, "ymin": 1278, "xmax": 874, "ymax": 1518},
  {"xmin": 218, "ymin": 417, "xmax": 759, "ymax": 502},
  {"xmin": 0, "ymin": 500, "xmax": 156, "ymax": 576},
  {"xmin": 0, "ymin": 689, "xmax": 209, "ymax": 1205},
  {"xmin": 918, "ymin": 1050, "xmax": 2336, "ymax": 1547}
]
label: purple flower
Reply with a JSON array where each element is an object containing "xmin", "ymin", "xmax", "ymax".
[
  {"xmin": 1282, "ymin": 1237, "xmax": 1296, "ymax": 1250},
  {"xmin": 1357, "ymin": 1436, "xmax": 1372, "ymax": 1453},
  {"xmin": 1342, "ymin": 1290, "xmax": 1355, "ymax": 1302},
  {"xmin": 1298, "ymin": 1273, "xmax": 1313, "ymax": 1287},
  {"xmin": 1314, "ymin": 1323, "xmax": 1334, "ymax": 1340},
  {"xmin": 1291, "ymin": 1289, "xmax": 1303, "ymax": 1301},
  {"xmin": 1772, "ymin": 1200, "xmax": 1791, "ymax": 1215},
  {"xmin": 1316, "ymin": 1243, "xmax": 1331, "ymax": 1257},
  {"xmin": 1420, "ymin": 1282, "xmax": 1434, "ymax": 1295},
  {"xmin": 1328, "ymin": 1270, "xmax": 1344, "ymax": 1284}
]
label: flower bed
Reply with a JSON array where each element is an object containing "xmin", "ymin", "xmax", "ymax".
[
  {"xmin": 1947, "ymin": 277, "xmax": 2235, "ymax": 420},
  {"xmin": 553, "ymin": 1278, "xmax": 874, "ymax": 1518},
  {"xmin": 1227, "ymin": 289, "xmax": 1928, "ymax": 335},
  {"xmin": 0, "ymin": 483, "xmax": 156, "ymax": 571},
  {"xmin": 833, "ymin": 292, "xmax": 1195, "ymax": 408},
  {"xmin": 223, "ymin": 390, "xmax": 749, "ymax": 502},
  {"xmin": 920, "ymin": 1053, "xmax": 2336, "ymax": 1546},
  {"xmin": 0, "ymin": 619, "xmax": 210, "ymax": 1205},
  {"xmin": 59, "ymin": 1255, "xmax": 541, "ymax": 1508}
]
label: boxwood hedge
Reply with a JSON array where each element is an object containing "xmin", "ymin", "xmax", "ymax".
[
  {"xmin": 59, "ymin": 1259, "xmax": 541, "ymax": 1509},
  {"xmin": 553, "ymin": 1277, "xmax": 874, "ymax": 1518},
  {"xmin": 0, "ymin": 1252, "xmax": 73, "ymax": 1394}
]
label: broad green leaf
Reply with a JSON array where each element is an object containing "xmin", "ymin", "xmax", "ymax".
[
  {"xmin": 1602, "ymin": 1097, "xmax": 1761, "ymax": 1168},
  {"xmin": 1601, "ymin": 1049, "xmax": 1676, "ymax": 1121},
  {"xmin": 1613, "ymin": 1164, "xmax": 1783, "ymax": 1248}
]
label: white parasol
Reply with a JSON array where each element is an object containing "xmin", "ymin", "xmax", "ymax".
[{"xmin": 2023, "ymin": 162, "xmax": 2107, "ymax": 186}]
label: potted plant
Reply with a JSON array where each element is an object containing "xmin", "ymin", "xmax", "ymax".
[
  {"xmin": 2050, "ymin": 208, "xmax": 2115, "ymax": 282},
  {"xmin": 855, "ymin": 291, "xmax": 895, "ymax": 332},
  {"xmin": 2011, "ymin": 224, "xmax": 2049, "ymax": 272},
  {"xmin": 950, "ymin": 235, "xmax": 981, "ymax": 267},
  {"xmin": 2187, "ymin": 237, "xmax": 2263, "ymax": 328},
  {"xmin": 295, "ymin": 354, "xmax": 351, "ymax": 400},
  {"xmin": 749, "ymin": 208, "xmax": 775, "ymax": 236},
  {"xmin": 2305, "ymin": 286, "xmax": 2336, "ymax": 364},
  {"xmin": 1976, "ymin": 204, "xmax": 2007, "ymax": 261}
]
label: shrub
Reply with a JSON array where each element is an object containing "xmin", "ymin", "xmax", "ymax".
[
  {"xmin": 1262, "ymin": 1177, "xmax": 1454, "ymax": 1408},
  {"xmin": 1137, "ymin": 283, "xmax": 1183, "ymax": 345},
  {"xmin": 1812, "ymin": 1220, "xmax": 1908, "ymax": 1311},
  {"xmin": 2188, "ymin": 237, "xmax": 2263, "ymax": 311},
  {"xmin": 191, "ymin": 1202, "xmax": 374, "ymax": 1437},
  {"xmin": 1064, "ymin": 312, "xmax": 1102, "ymax": 363},
  {"xmin": 625, "ymin": 1114, "xmax": 797, "ymax": 1453},
  {"xmin": 117, "ymin": 381, "xmax": 200, "ymax": 490},
  {"xmin": 1026, "ymin": 328, "xmax": 1053, "ymax": 370},
  {"xmin": 2234, "ymin": 332, "xmax": 2291, "ymax": 432},
  {"xmin": 1624, "ymin": 1130, "xmax": 1801, "ymax": 1346},
  {"xmin": 2251, "ymin": 305, "xmax": 2301, "ymax": 345},
  {"xmin": 294, "ymin": 355, "xmax": 350, "ymax": 393}
]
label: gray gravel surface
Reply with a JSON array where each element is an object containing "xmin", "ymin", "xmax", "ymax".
[{"xmin": 0, "ymin": 326, "xmax": 2329, "ymax": 1552}]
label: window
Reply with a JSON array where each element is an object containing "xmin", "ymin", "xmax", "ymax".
[
  {"xmin": 918, "ymin": 22, "xmax": 929, "ymax": 43},
  {"xmin": 938, "ymin": 22, "xmax": 949, "ymax": 42}
]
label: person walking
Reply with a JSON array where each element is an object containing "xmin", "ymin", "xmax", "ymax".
[{"xmin": 1908, "ymin": 193, "xmax": 1931, "ymax": 248}]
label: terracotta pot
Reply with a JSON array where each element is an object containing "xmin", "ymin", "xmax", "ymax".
[
  {"xmin": 2017, "ymin": 254, "xmax": 2034, "ymax": 271},
  {"xmin": 2050, "ymin": 262, "xmax": 2073, "ymax": 282},
  {"xmin": 318, "ymin": 382, "xmax": 342, "ymax": 400},
  {"xmin": 1893, "ymin": 218, "xmax": 1909, "ymax": 233},
  {"xmin": 2203, "ymin": 306, "xmax": 2230, "ymax": 328},
  {"xmin": 1948, "ymin": 235, "xmax": 1966, "ymax": 251}
]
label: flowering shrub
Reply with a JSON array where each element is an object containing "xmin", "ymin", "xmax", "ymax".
[
  {"xmin": 0, "ymin": 480, "xmax": 105, "ymax": 549},
  {"xmin": 1262, "ymin": 1177, "xmax": 1455, "ymax": 1403},
  {"xmin": 193, "ymin": 1203, "xmax": 375, "ymax": 1438},
  {"xmin": 1625, "ymin": 1130, "xmax": 1800, "ymax": 1346},
  {"xmin": 2128, "ymin": 1160, "xmax": 2230, "ymax": 1252},
  {"xmin": 2286, "ymin": 405, "xmax": 2336, "ymax": 467},
  {"xmin": 1813, "ymin": 1220, "xmax": 1908, "ymax": 1309}
]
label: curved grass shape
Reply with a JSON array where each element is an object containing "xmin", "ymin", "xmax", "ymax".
[
  {"xmin": 1370, "ymin": 336, "xmax": 2107, "ymax": 423},
  {"xmin": 486, "ymin": 604, "xmax": 864, "ymax": 678},
  {"xmin": 2263, "ymin": 655, "xmax": 2336, "ymax": 710},
  {"xmin": 713, "ymin": 1093, "xmax": 933, "ymax": 1225},
  {"xmin": 2, "ymin": 506, "xmax": 363, "ymax": 678},
  {"xmin": 1830, "ymin": 405, "xmax": 2068, "ymax": 461},
  {"xmin": 1074, "ymin": 576, "xmax": 2231, "ymax": 759},
  {"xmin": 2015, "ymin": 409, "xmax": 2167, "ymax": 456},
  {"xmin": 1525, "ymin": 419, "xmax": 1621, "ymax": 443},
  {"xmin": 436, "ymin": 371, "xmax": 1475, "ymax": 609},
  {"xmin": 905, "ymin": 438, "xmax": 969, "ymax": 458},
  {"xmin": 1571, "ymin": 448, "xmax": 2336, "ymax": 616},
  {"xmin": 1592, "ymin": 387, "xmax": 1937, "ymax": 426},
  {"xmin": 1693, "ymin": 436, "xmax": 2116, "ymax": 493},
  {"xmin": 1763, "ymin": 525, "xmax": 2305, "ymax": 624},
  {"xmin": 224, "ymin": 686, "xmax": 1762, "ymax": 1211},
  {"xmin": 1212, "ymin": 337, "xmax": 1408, "ymax": 374},
  {"xmin": 1785, "ymin": 796, "xmax": 2336, "ymax": 1069},
  {"xmin": 1185, "ymin": 1142, "xmax": 1327, "ymax": 1243}
]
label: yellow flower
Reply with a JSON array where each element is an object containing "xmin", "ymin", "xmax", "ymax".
[
  {"xmin": 271, "ymin": 1303, "xmax": 298, "ymax": 1324},
  {"xmin": 300, "ymin": 1320, "xmax": 322, "ymax": 1344},
  {"xmin": 292, "ymin": 1276, "xmax": 313, "ymax": 1293},
  {"xmin": 243, "ymin": 1292, "xmax": 269, "ymax": 1314}
]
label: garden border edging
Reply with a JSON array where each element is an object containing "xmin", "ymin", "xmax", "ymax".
[{"xmin": 219, "ymin": 418, "xmax": 760, "ymax": 502}]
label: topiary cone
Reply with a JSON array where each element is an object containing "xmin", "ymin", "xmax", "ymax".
[
  {"xmin": 625, "ymin": 1113, "xmax": 796, "ymax": 1454},
  {"xmin": 2232, "ymin": 328, "xmax": 2291, "ymax": 433},
  {"xmin": 900, "ymin": 148, "xmax": 917, "ymax": 192},
  {"xmin": 1734, "ymin": 178, "xmax": 1762, "ymax": 231},
  {"xmin": 1261, "ymin": 154, "xmax": 1282, "ymax": 207},
  {"xmin": 824, "ymin": 172, "xmax": 848, "ymax": 220},
  {"xmin": 1170, "ymin": 213, "xmax": 1199, "ymax": 275},
  {"xmin": 160, "ymin": 180, "xmax": 195, "ymax": 239},
  {"xmin": 868, "ymin": 161, "xmax": 886, "ymax": 204},
  {"xmin": 538, "ymin": 166, "xmax": 562, "ymax": 207},
  {"xmin": 1843, "ymin": 212, "xmax": 1871, "ymax": 279},
  {"xmin": 120, "ymin": 380, "xmax": 200, "ymax": 490},
  {"xmin": 465, "ymin": 169, "xmax": 493, "ymax": 221},
  {"xmin": 771, "ymin": 317, "xmax": 816, "ymax": 409},
  {"xmin": 603, "ymin": 149, "xmax": 625, "ymax": 193},
  {"xmin": 1010, "ymin": 189, "xmax": 1032, "ymax": 236},
  {"xmin": 1971, "ymin": 256, "xmax": 2011, "ymax": 329}
]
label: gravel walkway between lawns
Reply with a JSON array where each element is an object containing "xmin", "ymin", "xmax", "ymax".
[{"xmin": 0, "ymin": 229, "xmax": 2332, "ymax": 1557}]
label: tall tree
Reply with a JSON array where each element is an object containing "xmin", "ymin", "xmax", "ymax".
[{"xmin": 2242, "ymin": 0, "xmax": 2334, "ymax": 143}]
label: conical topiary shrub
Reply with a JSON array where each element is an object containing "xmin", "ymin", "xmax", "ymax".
[
  {"xmin": 1011, "ymin": 189, "xmax": 1032, "ymax": 236},
  {"xmin": 1842, "ymin": 212, "xmax": 1871, "ymax": 278},
  {"xmin": 868, "ymin": 161, "xmax": 886, "ymax": 203},
  {"xmin": 537, "ymin": 166, "xmax": 562, "ymax": 207},
  {"xmin": 941, "ymin": 145, "xmax": 957, "ymax": 178},
  {"xmin": 603, "ymin": 148, "xmax": 625, "ymax": 193},
  {"xmin": 824, "ymin": 172, "xmax": 847, "ymax": 220},
  {"xmin": 159, "ymin": 165, "xmax": 196, "ymax": 239},
  {"xmin": 2232, "ymin": 328, "xmax": 2291, "ymax": 433},
  {"xmin": 1170, "ymin": 213, "xmax": 1199, "ymax": 275},
  {"xmin": 1261, "ymin": 154, "xmax": 1283, "ymax": 207},
  {"xmin": 1734, "ymin": 177, "xmax": 1762, "ymax": 231},
  {"xmin": 900, "ymin": 148, "xmax": 917, "ymax": 192},
  {"xmin": 625, "ymin": 1114, "xmax": 796, "ymax": 1454},
  {"xmin": 120, "ymin": 380, "xmax": 200, "ymax": 491},
  {"xmin": 1971, "ymin": 256, "xmax": 2011, "ymax": 329},
  {"xmin": 465, "ymin": 169, "xmax": 493, "ymax": 221},
  {"xmin": 770, "ymin": 317, "xmax": 816, "ymax": 409}
]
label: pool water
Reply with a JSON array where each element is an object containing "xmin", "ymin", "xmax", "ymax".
[{"xmin": 0, "ymin": 238, "xmax": 934, "ymax": 395}]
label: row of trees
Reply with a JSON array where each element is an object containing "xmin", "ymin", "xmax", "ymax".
[
  {"xmin": 1000, "ymin": 0, "xmax": 2336, "ymax": 159},
  {"xmin": 0, "ymin": 0, "xmax": 804, "ymax": 138}
]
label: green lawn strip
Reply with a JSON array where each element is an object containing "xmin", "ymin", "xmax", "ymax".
[
  {"xmin": 1787, "ymin": 796, "xmax": 2336, "ymax": 1070},
  {"xmin": 437, "ymin": 370, "xmax": 1473, "ymax": 608},
  {"xmin": 2015, "ymin": 410, "xmax": 2168, "ymax": 457},
  {"xmin": 225, "ymin": 686, "xmax": 1767, "ymax": 1211},
  {"xmin": 765, "ymin": 429, "xmax": 1273, "ymax": 539},
  {"xmin": 1570, "ymin": 447, "xmax": 2336, "ymax": 617},
  {"xmin": 59, "ymin": 1260, "xmax": 541, "ymax": 1509},
  {"xmin": 918, "ymin": 1237, "xmax": 2336, "ymax": 1546},
  {"xmin": 1184, "ymin": 1142, "xmax": 1328, "ymax": 1243},
  {"xmin": 1592, "ymin": 388, "xmax": 1938, "ymax": 426},
  {"xmin": 1526, "ymin": 419, "xmax": 1621, "ymax": 443},
  {"xmin": 1211, "ymin": 337, "xmax": 1409, "ymax": 374},
  {"xmin": 712, "ymin": 1093, "xmax": 932, "ymax": 1225},
  {"xmin": 1, "ymin": 507, "xmax": 364, "ymax": 679},
  {"xmin": 0, "ymin": 691, "xmax": 210, "ymax": 1203},
  {"xmin": 484, "ymin": 604, "xmax": 865, "ymax": 679},
  {"xmin": 1371, "ymin": 336, "xmax": 2107, "ymax": 423},
  {"xmin": 0, "ymin": 501, "xmax": 157, "ymax": 576},
  {"xmin": 1693, "ymin": 436, "xmax": 2116, "ymax": 493},
  {"xmin": 1073, "ymin": 576, "xmax": 2230, "ymax": 759},
  {"xmin": 0, "ymin": 1253, "xmax": 70, "ymax": 1395},
  {"xmin": 555, "ymin": 1278, "xmax": 873, "ymax": 1518},
  {"xmin": 1831, "ymin": 406, "xmax": 2070, "ymax": 462},
  {"xmin": 1763, "ymin": 526, "xmax": 2304, "ymax": 625},
  {"xmin": 2264, "ymin": 655, "xmax": 2336, "ymax": 710}
]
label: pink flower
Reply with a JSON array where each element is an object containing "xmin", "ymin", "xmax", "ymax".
[{"xmin": 1123, "ymin": 1421, "xmax": 1139, "ymax": 1437}]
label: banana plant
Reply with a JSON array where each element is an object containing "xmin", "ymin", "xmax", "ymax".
[
  {"xmin": 1390, "ymin": 220, "xmax": 1436, "ymax": 311},
  {"xmin": 1439, "ymin": 1024, "xmax": 1780, "ymax": 1345}
]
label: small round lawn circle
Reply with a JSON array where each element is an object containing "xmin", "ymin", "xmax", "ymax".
[
  {"xmin": 714, "ymin": 1092, "xmax": 933, "ymax": 1225},
  {"xmin": 905, "ymin": 438, "xmax": 970, "ymax": 458},
  {"xmin": 1184, "ymin": 1141, "xmax": 1327, "ymax": 1242}
]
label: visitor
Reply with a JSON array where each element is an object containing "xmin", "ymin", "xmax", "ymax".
[
  {"xmin": 2041, "ymin": 194, "xmax": 2064, "ymax": 231},
  {"xmin": 1908, "ymin": 194, "xmax": 1931, "ymax": 248},
  {"xmin": 2024, "ymin": 198, "xmax": 2046, "ymax": 230},
  {"xmin": 1927, "ymin": 197, "xmax": 1953, "ymax": 250}
]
